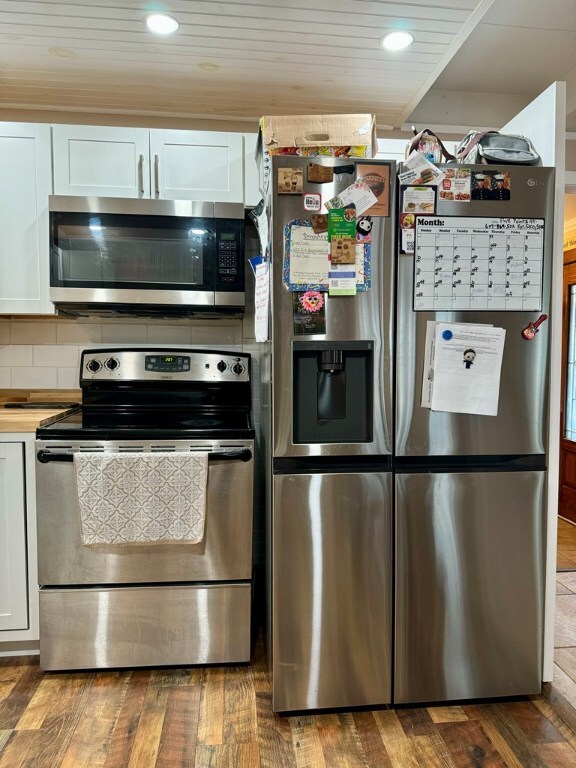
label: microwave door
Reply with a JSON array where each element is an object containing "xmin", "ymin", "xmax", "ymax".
[
  {"xmin": 50, "ymin": 212, "xmax": 216, "ymax": 309},
  {"xmin": 48, "ymin": 198, "xmax": 246, "ymax": 317}
]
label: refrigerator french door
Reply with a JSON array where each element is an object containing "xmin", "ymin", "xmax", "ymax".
[
  {"xmin": 269, "ymin": 156, "xmax": 396, "ymax": 712},
  {"xmin": 394, "ymin": 165, "xmax": 554, "ymax": 703}
]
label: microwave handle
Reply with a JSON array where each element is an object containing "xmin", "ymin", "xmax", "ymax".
[
  {"xmin": 137, "ymin": 154, "xmax": 145, "ymax": 197},
  {"xmin": 154, "ymin": 154, "xmax": 160, "ymax": 198}
]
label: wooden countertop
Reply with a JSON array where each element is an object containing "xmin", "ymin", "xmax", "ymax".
[
  {"xmin": 0, "ymin": 390, "xmax": 81, "ymax": 433},
  {"xmin": 0, "ymin": 407, "xmax": 75, "ymax": 433}
]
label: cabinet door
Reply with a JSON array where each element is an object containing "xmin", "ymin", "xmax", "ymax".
[
  {"xmin": 243, "ymin": 133, "xmax": 261, "ymax": 208},
  {"xmin": 0, "ymin": 123, "xmax": 53, "ymax": 314},
  {"xmin": 0, "ymin": 443, "xmax": 27, "ymax": 631},
  {"xmin": 52, "ymin": 125, "xmax": 150, "ymax": 198},
  {"xmin": 150, "ymin": 130, "xmax": 243, "ymax": 202}
]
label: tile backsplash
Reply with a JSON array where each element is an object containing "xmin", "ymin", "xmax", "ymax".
[{"xmin": 0, "ymin": 317, "xmax": 251, "ymax": 388}]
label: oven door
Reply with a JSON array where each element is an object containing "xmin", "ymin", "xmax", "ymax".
[
  {"xmin": 49, "ymin": 197, "xmax": 245, "ymax": 311},
  {"xmin": 35, "ymin": 439, "xmax": 254, "ymax": 585}
]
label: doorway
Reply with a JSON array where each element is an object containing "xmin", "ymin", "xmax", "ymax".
[{"xmin": 558, "ymin": 246, "xmax": 576, "ymax": 568}]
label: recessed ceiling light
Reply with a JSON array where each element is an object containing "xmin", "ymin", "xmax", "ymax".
[
  {"xmin": 380, "ymin": 31, "xmax": 414, "ymax": 51},
  {"xmin": 145, "ymin": 13, "xmax": 179, "ymax": 35}
]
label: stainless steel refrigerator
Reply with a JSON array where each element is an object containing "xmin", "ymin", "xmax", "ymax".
[
  {"xmin": 394, "ymin": 164, "xmax": 554, "ymax": 703},
  {"xmin": 267, "ymin": 155, "xmax": 554, "ymax": 711},
  {"xmin": 268, "ymin": 155, "xmax": 396, "ymax": 712}
]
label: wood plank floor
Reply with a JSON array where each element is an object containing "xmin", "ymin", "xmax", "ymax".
[
  {"xmin": 558, "ymin": 517, "xmax": 576, "ymax": 570},
  {"xmin": 3, "ymin": 587, "xmax": 576, "ymax": 768}
]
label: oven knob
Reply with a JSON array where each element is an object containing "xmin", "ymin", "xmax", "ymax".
[
  {"xmin": 217, "ymin": 360, "xmax": 227, "ymax": 372},
  {"xmin": 105, "ymin": 357, "xmax": 120, "ymax": 371},
  {"xmin": 232, "ymin": 363, "xmax": 244, "ymax": 375},
  {"xmin": 86, "ymin": 359, "xmax": 101, "ymax": 373}
]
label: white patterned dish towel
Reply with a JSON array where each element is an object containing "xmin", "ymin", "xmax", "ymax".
[{"xmin": 74, "ymin": 451, "xmax": 209, "ymax": 546}]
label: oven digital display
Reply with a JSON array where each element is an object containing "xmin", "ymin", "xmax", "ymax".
[{"xmin": 145, "ymin": 355, "xmax": 191, "ymax": 373}]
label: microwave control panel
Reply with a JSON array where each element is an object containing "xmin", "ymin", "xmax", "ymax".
[
  {"xmin": 215, "ymin": 220, "xmax": 244, "ymax": 290},
  {"xmin": 217, "ymin": 233, "xmax": 239, "ymax": 281}
]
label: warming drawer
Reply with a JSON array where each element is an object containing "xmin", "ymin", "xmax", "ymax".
[{"xmin": 39, "ymin": 584, "xmax": 251, "ymax": 670}]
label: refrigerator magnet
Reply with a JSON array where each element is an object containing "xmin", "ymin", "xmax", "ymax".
[
  {"xmin": 310, "ymin": 214, "xmax": 328, "ymax": 234},
  {"xmin": 333, "ymin": 164, "xmax": 355, "ymax": 176},
  {"xmin": 356, "ymin": 216, "xmax": 372, "ymax": 242},
  {"xmin": 330, "ymin": 237, "xmax": 356, "ymax": 264},
  {"xmin": 401, "ymin": 184, "xmax": 437, "ymax": 214},
  {"xmin": 303, "ymin": 193, "xmax": 322, "ymax": 212},
  {"xmin": 521, "ymin": 314, "xmax": 548, "ymax": 340},
  {"xmin": 439, "ymin": 168, "xmax": 471, "ymax": 202},
  {"xmin": 284, "ymin": 218, "xmax": 329, "ymax": 292},
  {"xmin": 277, "ymin": 167, "xmax": 304, "ymax": 194},
  {"xmin": 307, "ymin": 163, "xmax": 334, "ymax": 183},
  {"xmin": 327, "ymin": 206, "xmax": 356, "ymax": 241},
  {"xmin": 355, "ymin": 163, "xmax": 391, "ymax": 217},
  {"xmin": 292, "ymin": 291, "xmax": 327, "ymax": 335}
]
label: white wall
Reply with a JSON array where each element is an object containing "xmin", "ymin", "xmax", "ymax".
[{"xmin": 502, "ymin": 82, "xmax": 567, "ymax": 683}]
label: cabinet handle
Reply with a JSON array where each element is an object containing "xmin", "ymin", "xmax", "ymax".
[
  {"xmin": 138, "ymin": 154, "xmax": 145, "ymax": 196},
  {"xmin": 154, "ymin": 154, "xmax": 160, "ymax": 198}
]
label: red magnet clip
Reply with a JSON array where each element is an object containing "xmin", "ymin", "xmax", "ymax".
[{"xmin": 521, "ymin": 314, "xmax": 548, "ymax": 340}]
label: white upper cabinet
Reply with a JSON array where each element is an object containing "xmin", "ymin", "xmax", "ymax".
[
  {"xmin": 52, "ymin": 125, "xmax": 151, "ymax": 198},
  {"xmin": 243, "ymin": 133, "xmax": 261, "ymax": 208},
  {"xmin": 149, "ymin": 129, "xmax": 243, "ymax": 202},
  {"xmin": 53, "ymin": 125, "xmax": 244, "ymax": 203},
  {"xmin": 0, "ymin": 122, "xmax": 54, "ymax": 314}
]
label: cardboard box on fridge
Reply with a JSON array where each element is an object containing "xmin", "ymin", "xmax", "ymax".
[{"xmin": 255, "ymin": 114, "xmax": 376, "ymax": 196}]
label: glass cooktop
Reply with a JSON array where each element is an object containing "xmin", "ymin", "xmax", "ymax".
[{"xmin": 36, "ymin": 407, "xmax": 254, "ymax": 441}]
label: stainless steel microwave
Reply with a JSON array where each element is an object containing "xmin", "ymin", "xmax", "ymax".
[{"xmin": 49, "ymin": 196, "xmax": 245, "ymax": 318}]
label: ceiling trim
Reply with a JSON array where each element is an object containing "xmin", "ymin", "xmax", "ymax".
[{"xmin": 396, "ymin": 0, "xmax": 497, "ymax": 128}]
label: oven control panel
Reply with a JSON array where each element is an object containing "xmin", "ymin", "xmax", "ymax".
[
  {"xmin": 145, "ymin": 355, "xmax": 191, "ymax": 373},
  {"xmin": 81, "ymin": 349, "xmax": 250, "ymax": 383}
]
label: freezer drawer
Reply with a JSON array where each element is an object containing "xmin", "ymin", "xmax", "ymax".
[
  {"xmin": 39, "ymin": 583, "xmax": 251, "ymax": 670},
  {"xmin": 395, "ymin": 471, "xmax": 545, "ymax": 704},
  {"xmin": 272, "ymin": 471, "xmax": 392, "ymax": 712}
]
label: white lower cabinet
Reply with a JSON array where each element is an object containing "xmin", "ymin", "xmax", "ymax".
[
  {"xmin": 0, "ymin": 122, "xmax": 54, "ymax": 314},
  {"xmin": 0, "ymin": 436, "xmax": 39, "ymax": 646},
  {"xmin": 0, "ymin": 443, "xmax": 27, "ymax": 631}
]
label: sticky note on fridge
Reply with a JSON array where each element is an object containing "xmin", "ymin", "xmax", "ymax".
[{"xmin": 307, "ymin": 163, "xmax": 334, "ymax": 183}]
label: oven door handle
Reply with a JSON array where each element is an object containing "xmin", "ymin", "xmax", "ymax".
[
  {"xmin": 37, "ymin": 450, "xmax": 74, "ymax": 463},
  {"xmin": 36, "ymin": 449, "xmax": 253, "ymax": 464},
  {"xmin": 209, "ymin": 449, "xmax": 252, "ymax": 462}
]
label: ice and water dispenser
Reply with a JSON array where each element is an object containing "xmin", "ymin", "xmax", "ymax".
[{"xmin": 292, "ymin": 341, "xmax": 373, "ymax": 444}]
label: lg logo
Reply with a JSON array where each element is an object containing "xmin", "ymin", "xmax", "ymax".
[{"xmin": 527, "ymin": 178, "xmax": 543, "ymax": 187}]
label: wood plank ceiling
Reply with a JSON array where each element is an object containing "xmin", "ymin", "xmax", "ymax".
[{"xmin": 0, "ymin": 0, "xmax": 495, "ymax": 128}]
